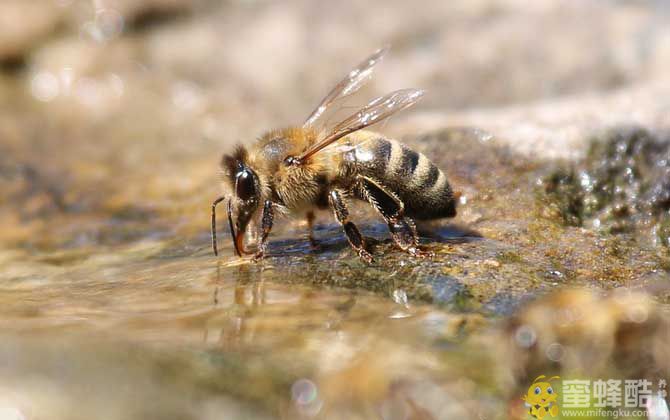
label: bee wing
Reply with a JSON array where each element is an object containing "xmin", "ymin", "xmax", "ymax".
[
  {"xmin": 297, "ymin": 88, "xmax": 424, "ymax": 161},
  {"xmin": 303, "ymin": 46, "xmax": 389, "ymax": 128}
]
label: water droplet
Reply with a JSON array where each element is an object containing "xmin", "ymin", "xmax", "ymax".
[
  {"xmin": 30, "ymin": 71, "xmax": 60, "ymax": 102},
  {"xmin": 108, "ymin": 73, "xmax": 125, "ymax": 98},
  {"xmin": 291, "ymin": 378, "xmax": 322, "ymax": 417},
  {"xmin": 292, "ymin": 378, "xmax": 318, "ymax": 406},
  {"xmin": 647, "ymin": 396, "xmax": 670, "ymax": 420},
  {"xmin": 59, "ymin": 67, "xmax": 75, "ymax": 95},
  {"xmin": 545, "ymin": 342, "xmax": 564, "ymax": 362},
  {"xmin": 0, "ymin": 405, "xmax": 26, "ymax": 420},
  {"xmin": 75, "ymin": 77, "xmax": 103, "ymax": 107},
  {"xmin": 626, "ymin": 305, "xmax": 648, "ymax": 323},
  {"xmin": 172, "ymin": 81, "xmax": 204, "ymax": 111},
  {"xmin": 392, "ymin": 289, "xmax": 408, "ymax": 307},
  {"xmin": 79, "ymin": 8, "xmax": 124, "ymax": 43},
  {"xmin": 389, "ymin": 311, "xmax": 412, "ymax": 319},
  {"xmin": 291, "ymin": 378, "xmax": 323, "ymax": 415},
  {"xmin": 515, "ymin": 325, "xmax": 537, "ymax": 348},
  {"xmin": 579, "ymin": 171, "xmax": 593, "ymax": 189},
  {"xmin": 95, "ymin": 9, "xmax": 124, "ymax": 40},
  {"xmin": 80, "ymin": 21, "xmax": 104, "ymax": 43}
]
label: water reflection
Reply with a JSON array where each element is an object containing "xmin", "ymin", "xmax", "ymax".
[
  {"xmin": 213, "ymin": 264, "xmax": 269, "ymax": 351},
  {"xmin": 189, "ymin": 257, "xmax": 492, "ymax": 418},
  {"xmin": 0, "ymin": 235, "xmax": 665, "ymax": 420}
]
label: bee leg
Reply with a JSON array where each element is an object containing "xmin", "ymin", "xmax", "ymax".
[
  {"xmin": 306, "ymin": 211, "xmax": 320, "ymax": 250},
  {"xmin": 329, "ymin": 189, "xmax": 374, "ymax": 263},
  {"xmin": 252, "ymin": 200, "xmax": 274, "ymax": 262},
  {"xmin": 359, "ymin": 177, "xmax": 433, "ymax": 258}
]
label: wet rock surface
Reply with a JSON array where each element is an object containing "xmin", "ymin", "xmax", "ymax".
[
  {"xmin": 543, "ymin": 127, "xmax": 670, "ymax": 250},
  {"xmin": 1, "ymin": 1, "xmax": 670, "ymax": 419}
]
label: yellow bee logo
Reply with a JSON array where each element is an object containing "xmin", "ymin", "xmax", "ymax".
[{"xmin": 522, "ymin": 375, "xmax": 560, "ymax": 419}]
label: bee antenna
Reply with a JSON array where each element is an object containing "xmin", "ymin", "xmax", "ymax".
[{"xmin": 211, "ymin": 196, "xmax": 226, "ymax": 256}]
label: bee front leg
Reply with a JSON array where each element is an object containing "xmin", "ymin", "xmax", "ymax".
[
  {"xmin": 329, "ymin": 189, "xmax": 374, "ymax": 263},
  {"xmin": 252, "ymin": 200, "xmax": 274, "ymax": 262},
  {"xmin": 359, "ymin": 177, "xmax": 433, "ymax": 258}
]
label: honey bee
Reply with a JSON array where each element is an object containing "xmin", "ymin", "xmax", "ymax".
[{"xmin": 211, "ymin": 47, "xmax": 457, "ymax": 263}]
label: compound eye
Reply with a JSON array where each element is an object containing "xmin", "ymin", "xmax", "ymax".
[
  {"xmin": 235, "ymin": 169, "xmax": 256, "ymax": 201},
  {"xmin": 547, "ymin": 387, "xmax": 553, "ymax": 394},
  {"xmin": 534, "ymin": 387, "xmax": 541, "ymax": 395}
]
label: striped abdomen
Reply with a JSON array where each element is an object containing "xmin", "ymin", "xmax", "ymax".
[{"xmin": 344, "ymin": 132, "xmax": 457, "ymax": 220}]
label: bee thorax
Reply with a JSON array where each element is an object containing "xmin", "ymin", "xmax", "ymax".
[{"xmin": 275, "ymin": 167, "xmax": 327, "ymax": 211}]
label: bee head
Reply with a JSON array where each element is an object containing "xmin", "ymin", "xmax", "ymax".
[{"xmin": 220, "ymin": 146, "xmax": 261, "ymax": 256}]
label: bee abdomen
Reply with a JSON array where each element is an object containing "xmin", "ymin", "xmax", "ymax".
[{"xmin": 354, "ymin": 137, "xmax": 456, "ymax": 220}]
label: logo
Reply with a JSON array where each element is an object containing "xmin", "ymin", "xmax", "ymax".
[
  {"xmin": 522, "ymin": 375, "xmax": 560, "ymax": 419},
  {"xmin": 521, "ymin": 375, "xmax": 669, "ymax": 418}
]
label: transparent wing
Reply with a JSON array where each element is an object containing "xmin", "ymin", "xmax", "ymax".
[
  {"xmin": 303, "ymin": 46, "xmax": 389, "ymax": 128},
  {"xmin": 297, "ymin": 88, "xmax": 424, "ymax": 161}
]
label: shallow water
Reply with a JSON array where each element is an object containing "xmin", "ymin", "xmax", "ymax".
[
  {"xmin": 2, "ymin": 127, "xmax": 668, "ymax": 419},
  {"xmin": 0, "ymin": 233, "xmax": 496, "ymax": 419}
]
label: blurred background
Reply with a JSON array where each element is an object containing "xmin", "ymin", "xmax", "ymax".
[
  {"xmin": 1, "ymin": 1, "xmax": 670, "ymax": 419},
  {"xmin": 3, "ymin": 0, "xmax": 670, "ymax": 248}
]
